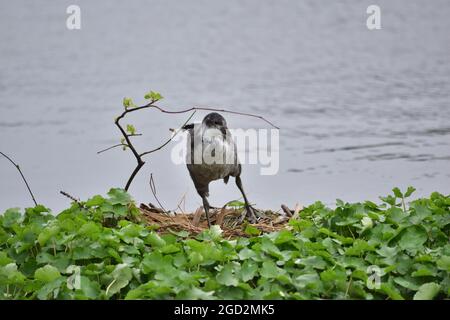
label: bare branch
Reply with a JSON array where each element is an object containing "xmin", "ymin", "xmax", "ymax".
[
  {"xmin": 97, "ymin": 143, "xmax": 128, "ymax": 154},
  {"xmin": 1, "ymin": 151, "xmax": 38, "ymax": 206},
  {"xmin": 114, "ymin": 106, "xmax": 146, "ymax": 191},
  {"xmin": 124, "ymin": 161, "xmax": 144, "ymax": 191}
]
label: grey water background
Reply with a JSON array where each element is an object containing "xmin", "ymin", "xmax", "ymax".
[{"xmin": 1, "ymin": 0, "xmax": 449, "ymax": 214}]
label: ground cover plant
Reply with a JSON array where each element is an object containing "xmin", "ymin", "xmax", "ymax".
[{"xmin": 0, "ymin": 187, "xmax": 449, "ymax": 299}]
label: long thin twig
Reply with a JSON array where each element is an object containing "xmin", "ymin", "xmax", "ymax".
[
  {"xmin": 151, "ymin": 104, "xmax": 280, "ymax": 129},
  {"xmin": 175, "ymin": 190, "xmax": 188, "ymax": 214},
  {"xmin": 119, "ymin": 102, "xmax": 279, "ymax": 129},
  {"xmin": 149, "ymin": 173, "xmax": 167, "ymax": 213},
  {"xmin": 1, "ymin": 151, "xmax": 38, "ymax": 206},
  {"xmin": 97, "ymin": 143, "xmax": 128, "ymax": 154}
]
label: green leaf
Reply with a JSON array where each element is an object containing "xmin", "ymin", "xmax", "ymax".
[
  {"xmin": 122, "ymin": 97, "xmax": 134, "ymax": 109},
  {"xmin": 145, "ymin": 232, "xmax": 166, "ymax": 248},
  {"xmin": 180, "ymin": 287, "xmax": 215, "ymax": 300},
  {"xmin": 379, "ymin": 283, "xmax": 404, "ymax": 300},
  {"xmin": 393, "ymin": 277, "xmax": 421, "ymax": 291},
  {"xmin": 126, "ymin": 124, "xmax": 136, "ymax": 135},
  {"xmin": 244, "ymin": 225, "xmax": 261, "ymax": 236},
  {"xmin": 86, "ymin": 195, "xmax": 105, "ymax": 207},
  {"xmin": 387, "ymin": 207, "xmax": 407, "ymax": 224},
  {"xmin": 376, "ymin": 245, "xmax": 398, "ymax": 258},
  {"xmin": 436, "ymin": 256, "xmax": 450, "ymax": 272},
  {"xmin": 34, "ymin": 265, "xmax": 61, "ymax": 283},
  {"xmin": 241, "ymin": 260, "xmax": 258, "ymax": 282},
  {"xmin": 380, "ymin": 195, "xmax": 396, "ymax": 206},
  {"xmin": 169, "ymin": 229, "xmax": 190, "ymax": 238},
  {"xmin": 78, "ymin": 221, "xmax": 101, "ymax": 238},
  {"xmin": 411, "ymin": 268, "xmax": 436, "ymax": 277},
  {"xmin": 36, "ymin": 278, "xmax": 64, "ymax": 300},
  {"xmin": 295, "ymin": 256, "xmax": 327, "ymax": 270},
  {"xmin": 409, "ymin": 204, "xmax": 432, "ymax": 224},
  {"xmin": 0, "ymin": 251, "xmax": 13, "ymax": 266},
  {"xmin": 79, "ymin": 276, "xmax": 101, "ymax": 299},
  {"xmin": 2, "ymin": 208, "xmax": 22, "ymax": 228},
  {"xmin": 345, "ymin": 239, "xmax": 375, "ymax": 256},
  {"xmin": 0, "ymin": 263, "xmax": 26, "ymax": 284},
  {"xmin": 413, "ymin": 283, "xmax": 441, "ymax": 300},
  {"xmin": 188, "ymin": 251, "xmax": 203, "ymax": 266},
  {"xmin": 238, "ymin": 248, "xmax": 256, "ymax": 260},
  {"xmin": 106, "ymin": 264, "xmax": 133, "ymax": 297},
  {"xmin": 404, "ymin": 186, "xmax": 416, "ymax": 198},
  {"xmin": 393, "ymin": 187, "xmax": 403, "ymax": 198},
  {"xmin": 260, "ymin": 261, "xmax": 279, "ymax": 279},
  {"xmin": 144, "ymin": 91, "xmax": 163, "ymax": 101},
  {"xmin": 294, "ymin": 273, "xmax": 320, "ymax": 290},
  {"xmin": 273, "ymin": 230, "xmax": 294, "ymax": 244},
  {"xmin": 398, "ymin": 226, "xmax": 427, "ymax": 251},
  {"xmin": 38, "ymin": 225, "xmax": 60, "ymax": 246},
  {"xmin": 141, "ymin": 252, "xmax": 173, "ymax": 273},
  {"xmin": 107, "ymin": 188, "xmax": 133, "ymax": 205},
  {"xmin": 216, "ymin": 264, "xmax": 238, "ymax": 286}
]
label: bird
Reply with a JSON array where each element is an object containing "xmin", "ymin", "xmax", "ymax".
[{"xmin": 182, "ymin": 112, "xmax": 260, "ymax": 227}]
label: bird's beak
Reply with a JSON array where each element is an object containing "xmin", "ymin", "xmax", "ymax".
[{"xmin": 220, "ymin": 126, "xmax": 227, "ymax": 137}]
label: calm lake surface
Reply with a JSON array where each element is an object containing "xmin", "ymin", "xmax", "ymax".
[{"xmin": 1, "ymin": 1, "xmax": 449, "ymax": 213}]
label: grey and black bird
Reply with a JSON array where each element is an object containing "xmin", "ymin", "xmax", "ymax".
[{"xmin": 183, "ymin": 112, "xmax": 259, "ymax": 227}]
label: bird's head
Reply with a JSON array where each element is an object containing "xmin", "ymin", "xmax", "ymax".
[{"xmin": 202, "ymin": 112, "xmax": 228, "ymax": 135}]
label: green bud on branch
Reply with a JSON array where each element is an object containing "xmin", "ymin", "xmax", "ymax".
[
  {"xmin": 126, "ymin": 124, "xmax": 136, "ymax": 136},
  {"xmin": 123, "ymin": 97, "xmax": 135, "ymax": 109},
  {"xmin": 144, "ymin": 91, "xmax": 163, "ymax": 101}
]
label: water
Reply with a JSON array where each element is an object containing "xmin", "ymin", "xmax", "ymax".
[{"xmin": 1, "ymin": 0, "xmax": 449, "ymax": 213}]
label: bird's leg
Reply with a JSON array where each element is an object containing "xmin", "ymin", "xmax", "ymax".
[
  {"xmin": 201, "ymin": 195, "xmax": 212, "ymax": 228},
  {"xmin": 235, "ymin": 176, "xmax": 263, "ymax": 223}
]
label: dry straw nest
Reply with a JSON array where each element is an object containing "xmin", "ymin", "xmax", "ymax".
[{"xmin": 139, "ymin": 203, "xmax": 302, "ymax": 238}]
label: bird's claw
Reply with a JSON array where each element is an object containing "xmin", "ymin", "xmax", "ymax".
[{"xmin": 239, "ymin": 205, "xmax": 265, "ymax": 224}]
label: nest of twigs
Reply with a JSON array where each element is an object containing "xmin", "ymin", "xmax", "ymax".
[{"xmin": 139, "ymin": 203, "xmax": 302, "ymax": 238}]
